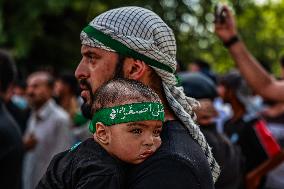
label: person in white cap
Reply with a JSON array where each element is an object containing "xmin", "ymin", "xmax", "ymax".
[{"xmin": 75, "ymin": 6, "xmax": 219, "ymax": 188}]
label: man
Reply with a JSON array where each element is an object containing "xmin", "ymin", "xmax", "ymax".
[
  {"xmin": 0, "ymin": 50, "xmax": 23, "ymax": 189},
  {"xmin": 5, "ymin": 81, "xmax": 30, "ymax": 134},
  {"xmin": 218, "ymin": 71, "xmax": 282, "ymax": 187},
  {"xmin": 54, "ymin": 72, "xmax": 80, "ymax": 120},
  {"xmin": 215, "ymin": 5, "xmax": 284, "ymax": 102},
  {"xmin": 75, "ymin": 6, "xmax": 219, "ymax": 188},
  {"xmin": 187, "ymin": 59, "xmax": 217, "ymax": 83},
  {"xmin": 22, "ymin": 71, "xmax": 74, "ymax": 189},
  {"xmin": 54, "ymin": 72, "xmax": 90, "ymax": 141},
  {"xmin": 180, "ymin": 72, "xmax": 243, "ymax": 189}
]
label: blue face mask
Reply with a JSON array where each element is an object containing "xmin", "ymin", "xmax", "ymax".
[{"xmin": 12, "ymin": 95, "xmax": 28, "ymax": 110}]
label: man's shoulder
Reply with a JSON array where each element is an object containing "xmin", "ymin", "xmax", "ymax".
[
  {"xmin": 127, "ymin": 152, "xmax": 213, "ymax": 189},
  {"xmin": 49, "ymin": 104, "xmax": 70, "ymax": 121},
  {"xmin": 161, "ymin": 120, "xmax": 210, "ymax": 163}
]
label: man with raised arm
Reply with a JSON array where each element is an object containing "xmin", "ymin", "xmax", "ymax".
[{"xmin": 215, "ymin": 5, "xmax": 284, "ymax": 102}]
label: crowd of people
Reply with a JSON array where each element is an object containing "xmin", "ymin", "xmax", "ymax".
[{"xmin": 0, "ymin": 4, "xmax": 284, "ymax": 189}]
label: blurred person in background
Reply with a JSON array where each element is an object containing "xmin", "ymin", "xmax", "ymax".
[
  {"xmin": 54, "ymin": 72, "xmax": 80, "ymax": 120},
  {"xmin": 218, "ymin": 71, "xmax": 281, "ymax": 188},
  {"xmin": 261, "ymin": 99, "xmax": 284, "ymax": 189},
  {"xmin": 0, "ymin": 49, "xmax": 24, "ymax": 189},
  {"xmin": 5, "ymin": 80, "xmax": 30, "ymax": 134},
  {"xmin": 214, "ymin": 5, "xmax": 284, "ymax": 103},
  {"xmin": 262, "ymin": 103, "xmax": 284, "ymax": 148},
  {"xmin": 180, "ymin": 72, "xmax": 243, "ymax": 189},
  {"xmin": 53, "ymin": 72, "xmax": 90, "ymax": 141},
  {"xmin": 22, "ymin": 71, "xmax": 74, "ymax": 189},
  {"xmin": 187, "ymin": 59, "xmax": 217, "ymax": 83},
  {"xmin": 12, "ymin": 81, "xmax": 28, "ymax": 110},
  {"xmin": 215, "ymin": 7, "xmax": 284, "ymax": 188}
]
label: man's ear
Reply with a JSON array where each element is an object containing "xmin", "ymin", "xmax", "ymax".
[
  {"xmin": 95, "ymin": 122, "xmax": 110, "ymax": 145},
  {"xmin": 123, "ymin": 58, "xmax": 147, "ymax": 80}
]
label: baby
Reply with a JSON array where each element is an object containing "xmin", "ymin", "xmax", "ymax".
[{"xmin": 37, "ymin": 78, "xmax": 164, "ymax": 188}]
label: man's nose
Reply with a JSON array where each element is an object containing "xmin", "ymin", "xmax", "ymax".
[{"xmin": 75, "ymin": 59, "xmax": 89, "ymax": 80}]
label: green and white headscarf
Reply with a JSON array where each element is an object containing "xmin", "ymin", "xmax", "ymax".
[{"xmin": 80, "ymin": 6, "xmax": 220, "ymax": 182}]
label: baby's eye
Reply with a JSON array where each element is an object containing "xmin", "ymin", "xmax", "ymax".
[
  {"xmin": 131, "ymin": 128, "xmax": 142, "ymax": 134},
  {"xmin": 153, "ymin": 129, "xmax": 161, "ymax": 137}
]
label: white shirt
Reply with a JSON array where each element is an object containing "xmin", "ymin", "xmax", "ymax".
[{"xmin": 23, "ymin": 99, "xmax": 74, "ymax": 189}]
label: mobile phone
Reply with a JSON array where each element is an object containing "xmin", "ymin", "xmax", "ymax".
[{"xmin": 214, "ymin": 3, "xmax": 226, "ymax": 23}]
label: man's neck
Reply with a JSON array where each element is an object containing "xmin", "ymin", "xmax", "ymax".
[
  {"xmin": 150, "ymin": 83, "xmax": 177, "ymax": 121},
  {"xmin": 161, "ymin": 95, "xmax": 177, "ymax": 121},
  {"xmin": 141, "ymin": 68, "xmax": 177, "ymax": 121},
  {"xmin": 33, "ymin": 99, "xmax": 49, "ymax": 112}
]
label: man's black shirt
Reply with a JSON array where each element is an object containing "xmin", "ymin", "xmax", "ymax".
[{"xmin": 127, "ymin": 120, "xmax": 214, "ymax": 189}]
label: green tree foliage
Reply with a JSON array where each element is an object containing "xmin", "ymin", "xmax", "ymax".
[{"xmin": 0, "ymin": 0, "xmax": 283, "ymax": 77}]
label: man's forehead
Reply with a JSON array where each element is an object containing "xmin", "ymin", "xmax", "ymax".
[
  {"xmin": 27, "ymin": 74, "xmax": 48, "ymax": 85},
  {"xmin": 81, "ymin": 45, "xmax": 108, "ymax": 54}
]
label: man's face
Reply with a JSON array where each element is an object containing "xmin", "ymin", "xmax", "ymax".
[
  {"xmin": 26, "ymin": 75, "xmax": 52, "ymax": 109},
  {"xmin": 187, "ymin": 63, "xmax": 200, "ymax": 72},
  {"xmin": 194, "ymin": 99, "xmax": 217, "ymax": 126},
  {"xmin": 75, "ymin": 45, "xmax": 120, "ymax": 118},
  {"xmin": 107, "ymin": 120, "xmax": 162, "ymax": 164},
  {"xmin": 217, "ymin": 84, "xmax": 236, "ymax": 104},
  {"xmin": 53, "ymin": 80, "xmax": 66, "ymax": 99}
]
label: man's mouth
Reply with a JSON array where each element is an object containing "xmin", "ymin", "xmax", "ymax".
[
  {"xmin": 80, "ymin": 89, "xmax": 89, "ymax": 99},
  {"xmin": 79, "ymin": 83, "xmax": 88, "ymax": 91}
]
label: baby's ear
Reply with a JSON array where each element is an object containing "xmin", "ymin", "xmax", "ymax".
[{"xmin": 95, "ymin": 122, "xmax": 109, "ymax": 145}]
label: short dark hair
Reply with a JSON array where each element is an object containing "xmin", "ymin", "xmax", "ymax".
[
  {"xmin": 179, "ymin": 72, "xmax": 217, "ymax": 100},
  {"xmin": 92, "ymin": 78, "xmax": 161, "ymax": 113},
  {"xmin": 192, "ymin": 59, "xmax": 210, "ymax": 70},
  {"xmin": 58, "ymin": 72, "xmax": 79, "ymax": 96},
  {"xmin": 0, "ymin": 50, "xmax": 17, "ymax": 93},
  {"xmin": 219, "ymin": 71, "xmax": 252, "ymax": 97},
  {"xmin": 28, "ymin": 71, "xmax": 55, "ymax": 89}
]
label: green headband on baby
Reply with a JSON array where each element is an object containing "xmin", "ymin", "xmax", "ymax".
[{"xmin": 89, "ymin": 102, "xmax": 164, "ymax": 133}]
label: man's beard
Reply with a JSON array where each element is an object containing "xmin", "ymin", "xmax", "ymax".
[
  {"xmin": 80, "ymin": 55, "xmax": 126, "ymax": 119},
  {"xmin": 79, "ymin": 79, "xmax": 94, "ymax": 119}
]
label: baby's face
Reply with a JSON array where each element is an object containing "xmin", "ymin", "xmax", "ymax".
[{"xmin": 107, "ymin": 120, "xmax": 162, "ymax": 164}]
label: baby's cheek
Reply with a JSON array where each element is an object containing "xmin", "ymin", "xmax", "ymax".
[{"xmin": 153, "ymin": 138, "xmax": 162, "ymax": 151}]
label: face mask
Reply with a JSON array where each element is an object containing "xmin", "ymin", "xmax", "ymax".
[{"xmin": 12, "ymin": 95, "xmax": 28, "ymax": 110}]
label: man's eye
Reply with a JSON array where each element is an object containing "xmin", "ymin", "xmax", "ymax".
[
  {"xmin": 131, "ymin": 128, "xmax": 142, "ymax": 134},
  {"xmin": 88, "ymin": 55, "xmax": 95, "ymax": 60}
]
